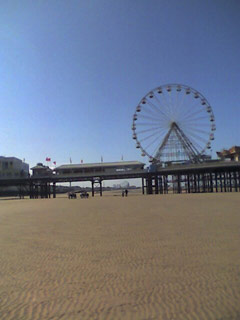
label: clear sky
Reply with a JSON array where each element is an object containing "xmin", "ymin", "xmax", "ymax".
[{"xmin": 1, "ymin": 0, "xmax": 240, "ymax": 170}]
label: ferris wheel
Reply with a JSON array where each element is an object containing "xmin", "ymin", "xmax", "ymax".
[{"xmin": 132, "ymin": 84, "xmax": 216, "ymax": 164}]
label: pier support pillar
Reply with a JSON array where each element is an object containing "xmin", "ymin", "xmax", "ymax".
[
  {"xmin": 91, "ymin": 180, "xmax": 94, "ymax": 197},
  {"xmin": 53, "ymin": 182, "xmax": 56, "ymax": 198},
  {"xmin": 147, "ymin": 177, "xmax": 153, "ymax": 194},
  {"xmin": 210, "ymin": 172, "xmax": 213, "ymax": 192},
  {"xmin": 193, "ymin": 174, "xmax": 197, "ymax": 193},
  {"xmin": 224, "ymin": 172, "xmax": 227, "ymax": 192},
  {"xmin": 155, "ymin": 176, "xmax": 159, "ymax": 194},
  {"xmin": 233, "ymin": 172, "xmax": 238, "ymax": 192},
  {"xmin": 142, "ymin": 177, "xmax": 145, "ymax": 195},
  {"xmin": 177, "ymin": 174, "xmax": 181, "ymax": 194},
  {"xmin": 220, "ymin": 173, "xmax": 223, "ymax": 192},
  {"xmin": 29, "ymin": 182, "xmax": 33, "ymax": 199},
  {"xmin": 164, "ymin": 175, "xmax": 168, "ymax": 194},
  {"xmin": 215, "ymin": 173, "xmax": 218, "ymax": 192},
  {"xmin": 100, "ymin": 180, "xmax": 103, "ymax": 197},
  {"xmin": 159, "ymin": 176, "xmax": 163, "ymax": 194},
  {"xmin": 229, "ymin": 172, "xmax": 232, "ymax": 192},
  {"xmin": 187, "ymin": 174, "xmax": 190, "ymax": 193}
]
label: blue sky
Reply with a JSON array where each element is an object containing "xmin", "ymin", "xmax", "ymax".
[{"xmin": 0, "ymin": 0, "xmax": 240, "ymax": 170}]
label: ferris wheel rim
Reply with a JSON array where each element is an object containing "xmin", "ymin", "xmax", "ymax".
[{"xmin": 132, "ymin": 83, "xmax": 216, "ymax": 163}]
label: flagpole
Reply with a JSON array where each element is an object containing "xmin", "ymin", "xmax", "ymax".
[{"xmin": 69, "ymin": 157, "xmax": 72, "ymax": 188}]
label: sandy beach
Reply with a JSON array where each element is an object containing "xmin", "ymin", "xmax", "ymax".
[{"xmin": 0, "ymin": 192, "xmax": 239, "ymax": 320}]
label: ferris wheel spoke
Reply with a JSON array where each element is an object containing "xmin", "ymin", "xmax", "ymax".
[
  {"xmin": 153, "ymin": 95, "xmax": 169, "ymax": 115},
  {"xmin": 183, "ymin": 129, "xmax": 209, "ymax": 144},
  {"xmin": 137, "ymin": 130, "xmax": 166, "ymax": 141},
  {"xmin": 138, "ymin": 114, "xmax": 162, "ymax": 122},
  {"xmin": 145, "ymin": 99, "xmax": 170, "ymax": 122},
  {"xmin": 179, "ymin": 125, "xmax": 209, "ymax": 150},
  {"xmin": 162, "ymin": 91, "xmax": 174, "ymax": 119},
  {"xmin": 179, "ymin": 124, "xmax": 210, "ymax": 136},
  {"xmin": 136, "ymin": 126, "xmax": 166, "ymax": 135},
  {"xmin": 188, "ymin": 137, "xmax": 205, "ymax": 153},
  {"xmin": 157, "ymin": 91, "xmax": 172, "ymax": 119},
  {"xmin": 179, "ymin": 108, "xmax": 206, "ymax": 123},
  {"xmin": 181, "ymin": 123, "xmax": 210, "ymax": 131},
  {"xmin": 181, "ymin": 131, "xmax": 204, "ymax": 151},
  {"xmin": 167, "ymin": 90, "xmax": 175, "ymax": 119},
  {"xmin": 141, "ymin": 98, "xmax": 165, "ymax": 117},
  {"xmin": 140, "ymin": 103, "xmax": 165, "ymax": 118},
  {"xmin": 136, "ymin": 122, "xmax": 164, "ymax": 127},
  {"xmin": 170, "ymin": 90, "xmax": 179, "ymax": 119},
  {"xmin": 152, "ymin": 141, "xmax": 164, "ymax": 158},
  {"xmin": 180, "ymin": 122, "xmax": 211, "ymax": 128},
  {"xmin": 178, "ymin": 100, "xmax": 203, "ymax": 122},
  {"xmin": 138, "ymin": 114, "xmax": 167, "ymax": 124},
  {"xmin": 144, "ymin": 135, "xmax": 162, "ymax": 153},
  {"xmin": 172, "ymin": 90, "xmax": 181, "ymax": 120},
  {"xmin": 174, "ymin": 91, "xmax": 187, "ymax": 121},
  {"xmin": 183, "ymin": 130, "xmax": 210, "ymax": 138},
  {"xmin": 138, "ymin": 113, "xmax": 166, "ymax": 123},
  {"xmin": 181, "ymin": 115, "xmax": 210, "ymax": 123},
  {"xmin": 169, "ymin": 90, "xmax": 180, "ymax": 119},
  {"xmin": 183, "ymin": 132, "xmax": 209, "ymax": 146},
  {"xmin": 173, "ymin": 89, "xmax": 179, "ymax": 114},
  {"xmin": 139, "ymin": 128, "xmax": 166, "ymax": 143}
]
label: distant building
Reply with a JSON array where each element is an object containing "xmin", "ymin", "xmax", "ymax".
[
  {"xmin": 113, "ymin": 181, "xmax": 130, "ymax": 189},
  {"xmin": 216, "ymin": 146, "xmax": 240, "ymax": 162},
  {"xmin": 0, "ymin": 156, "xmax": 29, "ymax": 179},
  {"xmin": 31, "ymin": 163, "xmax": 53, "ymax": 177}
]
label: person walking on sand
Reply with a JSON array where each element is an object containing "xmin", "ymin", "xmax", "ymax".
[
  {"xmin": 125, "ymin": 189, "xmax": 128, "ymax": 197},
  {"xmin": 122, "ymin": 190, "xmax": 125, "ymax": 197}
]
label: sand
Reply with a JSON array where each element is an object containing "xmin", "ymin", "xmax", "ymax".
[{"xmin": 0, "ymin": 192, "xmax": 239, "ymax": 320}]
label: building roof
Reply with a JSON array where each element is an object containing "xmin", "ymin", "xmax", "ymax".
[
  {"xmin": 229, "ymin": 146, "xmax": 240, "ymax": 154},
  {"xmin": 31, "ymin": 165, "xmax": 52, "ymax": 170},
  {"xmin": 0, "ymin": 156, "xmax": 23, "ymax": 161},
  {"xmin": 217, "ymin": 146, "xmax": 240, "ymax": 157},
  {"xmin": 55, "ymin": 161, "xmax": 145, "ymax": 170}
]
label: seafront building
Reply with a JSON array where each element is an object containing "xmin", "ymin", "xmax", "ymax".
[
  {"xmin": 31, "ymin": 163, "xmax": 53, "ymax": 177},
  {"xmin": 0, "ymin": 156, "xmax": 29, "ymax": 179},
  {"xmin": 30, "ymin": 161, "xmax": 144, "ymax": 178},
  {"xmin": 54, "ymin": 161, "xmax": 145, "ymax": 177},
  {"xmin": 216, "ymin": 146, "xmax": 240, "ymax": 162},
  {"xmin": 0, "ymin": 156, "xmax": 29, "ymax": 195}
]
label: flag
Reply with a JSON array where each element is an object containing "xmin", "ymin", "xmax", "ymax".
[
  {"xmin": 46, "ymin": 157, "xmax": 51, "ymax": 162},
  {"xmin": 101, "ymin": 156, "xmax": 103, "ymax": 163}
]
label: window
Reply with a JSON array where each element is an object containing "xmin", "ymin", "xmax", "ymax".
[
  {"xmin": 3, "ymin": 162, "xmax": 8, "ymax": 169},
  {"xmin": 63, "ymin": 170, "xmax": 71, "ymax": 174},
  {"xmin": 73, "ymin": 169, "xmax": 83, "ymax": 173}
]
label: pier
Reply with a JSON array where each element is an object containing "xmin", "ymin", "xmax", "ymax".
[{"xmin": 0, "ymin": 161, "xmax": 240, "ymax": 198}]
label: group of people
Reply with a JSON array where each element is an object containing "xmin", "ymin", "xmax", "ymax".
[{"xmin": 122, "ymin": 189, "xmax": 128, "ymax": 197}]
